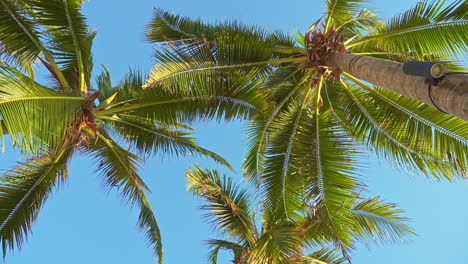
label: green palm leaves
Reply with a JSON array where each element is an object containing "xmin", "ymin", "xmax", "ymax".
[
  {"xmin": 147, "ymin": 1, "xmax": 467, "ymax": 261},
  {"xmin": 187, "ymin": 166, "xmax": 414, "ymax": 263},
  {"xmin": 0, "ymin": 1, "xmax": 231, "ymax": 262}
]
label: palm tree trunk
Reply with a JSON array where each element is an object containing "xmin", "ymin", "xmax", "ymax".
[{"xmin": 324, "ymin": 52, "xmax": 468, "ymax": 121}]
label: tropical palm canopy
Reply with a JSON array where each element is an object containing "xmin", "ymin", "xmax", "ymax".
[
  {"xmin": 0, "ymin": 1, "xmax": 231, "ymax": 262},
  {"xmin": 186, "ymin": 166, "xmax": 414, "ymax": 263},
  {"xmin": 144, "ymin": 0, "xmax": 468, "ymax": 260}
]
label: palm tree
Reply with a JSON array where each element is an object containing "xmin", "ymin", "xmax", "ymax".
[
  {"xmin": 0, "ymin": 1, "xmax": 233, "ymax": 262},
  {"xmin": 144, "ymin": 1, "xmax": 467, "ymax": 258},
  {"xmin": 146, "ymin": 0, "xmax": 468, "ymax": 120},
  {"xmin": 186, "ymin": 166, "xmax": 414, "ymax": 263}
]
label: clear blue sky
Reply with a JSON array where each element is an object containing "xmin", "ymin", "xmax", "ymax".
[{"xmin": 4, "ymin": 0, "xmax": 468, "ymax": 263}]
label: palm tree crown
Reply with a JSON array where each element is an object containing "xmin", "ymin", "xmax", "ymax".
[
  {"xmin": 0, "ymin": 1, "xmax": 230, "ymax": 262},
  {"xmin": 186, "ymin": 166, "xmax": 414, "ymax": 263}
]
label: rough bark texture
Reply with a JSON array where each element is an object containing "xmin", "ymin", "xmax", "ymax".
[{"xmin": 324, "ymin": 52, "xmax": 468, "ymax": 121}]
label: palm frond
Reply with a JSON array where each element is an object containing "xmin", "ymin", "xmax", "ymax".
[
  {"xmin": 260, "ymin": 96, "xmax": 312, "ymax": 222},
  {"xmin": 325, "ymin": 0, "xmax": 367, "ymax": 31},
  {"xmin": 96, "ymin": 65, "xmax": 114, "ymax": 102},
  {"xmin": 206, "ymin": 239, "xmax": 246, "ymax": 264},
  {"xmin": 328, "ymin": 77, "xmax": 467, "ymax": 179},
  {"xmin": 101, "ymin": 115, "xmax": 232, "ymax": 170},
  {"xmin": 0, "ymin": 0, "xmax": 62, "ymax": 80},
  {"xmin": 298, "ymin": 249, "xmax": 346, "ymax": 264},
  {"xmin": 145, "ymin": 9, "xmax": 298, "ymax": 90},
  {"xmin": 186, "ymin": 166, "xmax": 257, "ymax": 246},
  {"xmin": 33, "ymin": 0, "xmax": 93, "ymax": 93},
  {"xmin": 98, "ymin": 68, "xmax": 268, "ymax": 124},
  {"xmin": 0, "ymin": 63, "xmax": 82, "ymax": 154},
  {"xmin": 297, "ymin": 107, "xmax": 361, "ymax": 259},
  {"xmin": 88, "ymin": 133, "xmax": 162, "ymax": 263},
  {"xmin": 348, "ymin": 0, "xmax": 468, "ymax": 60},
  {"xmin": 0, "ymin": 145, "xmax": 73, "ymax": 256},
  {"xmin": 350, "ymin": 196, "xmax": 415, "ymax": 245},
  {"xmin": 243, "ymin": 68, "xmax": 310, "ymax": 185},
  {"xmin": 248, "ymin": 222, "xmax": 301, "ymax": 264}
]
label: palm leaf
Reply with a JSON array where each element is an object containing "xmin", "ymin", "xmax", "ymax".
[
  {"xmin": 145, "ymin": 9, "xmax": 298, "ymax": 90},
  {"xmin": 0, "ymin": 63, "xmax": 82, "ymax": 154},
  {"xmin": 0, "ymin": 145, "xmax": 73, "ymax": 256},
  {"xmin": 206, "ymin": 239, "xmax": 245, "ymax": 264},
  {"xmin": 348, "ymin": 0, "xmax": 468, "ymax": 60},
  {"xmin": 299, "ymin": 249, "xmax": 346, "ymax": 264},
  {"xmin": 98, "ymin": 68, "xmax": 268, "ymax": 124},
  {"xmin": 260, "ymin": 97, "xmax": 312, "ymax": 222},
  {"xmin": 101, "ymin": 114, "xmax": 232, "ymax": 170},
  {"xmin": 33, "ymin": 0, "xmax": 93, "ymax": 93},
  {"xmin": 0, "ymin": 0, "xmax": 64, "ymax": 81},
  {"xmin": 186, "ymin": 166, "xmax": 257, "ymax": 246},
  {"xmin": 325, "ymin": 0, "xmax": 367, "ymax": 31},
  {"xmin": 350, "ymin": 196, "xmax": 415, "ymax": 245},
  {"xmin": 248, "ymin": 222, "xmax": 301, "ymax": 264},
  {"xmin": 89, "ymin": 133, "xmax": 162, "ymax": 264},
  {"xmin": 328, "ymin": 78, "xmax": 467, "ymax": 179}
]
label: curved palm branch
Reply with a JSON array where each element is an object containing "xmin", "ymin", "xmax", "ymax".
[
  {"xmin": 0, "ymin": 144, "xmax": 73, "ymax": 256},
  {"xmin": 348, "ymin": 0, "xmax": 468, "ymax": 60},
  {"xmin": 88, "ymin": 132, "xmax": 163, "ymax": 264},
  {"xmin": 325, "ymin": 78, "xmax": 467, "ymax": 179},
  {"xmin": 0, "ymin": 63, "xmax": 82, "ymax": 154},
  {"xmin": 186, "ymin": 165, "xmax": 257, "ymax": 246}
]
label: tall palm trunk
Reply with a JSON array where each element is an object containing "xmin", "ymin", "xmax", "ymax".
[{"xmin": 324, "ymin": 52, "xmax": 468, "ymax": 121}]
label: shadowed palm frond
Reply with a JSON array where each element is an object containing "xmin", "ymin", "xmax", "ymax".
[
  {"xmin": 299, "ymin": 249, "xmax": 347, "ymax": 264},
  {"xmin": 0, "ymin": 0, "xmax": 45, "ymax": 77},
  {"xmin": 186, "ymin": 166, "xmax": 257, "ymax": 246},
  {"xmin": 248, "ymin": 222, "xmax": 302, "ymax": 264},
  {"xmin": 33, "ymin": 0, "xmax": 93, "ymax": 93}
]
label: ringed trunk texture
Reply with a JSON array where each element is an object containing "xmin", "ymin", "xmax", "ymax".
[{"xmin": 324, "ymin": 52, "xmax": 468, "ymax": 121}]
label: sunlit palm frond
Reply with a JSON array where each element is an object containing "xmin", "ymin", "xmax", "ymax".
[
  {"xmin": 299, "ymin": 249, "xmax": 346, "ymax": 264},
  {"xmin": 88, "ymin": 133, "xmax": 162, "ymax": 264},
  {"xmin": 325, "ymin": 0, "xmax": 367, "ymax": 31},
  {"xmin": 346, "ymin": 74, "xmax": 468, "ymax": 177},
  {"xmin": 0, "ymin": 145, "xmax": 73, "ymax": 256},
  {"xmin": 337, "ymin": 8, "xmax": 378, "ymax": 38},
  {"xmin": 186, "ymin": 166, "xmax": 257, "ymax": 246},
  {"xmin": 98, "ymin": 68, "xmax": 268, "ymax": 124},
  {"xmin": 0, "ymin": 63, "xmax": 82, "ymax": 154},
  {"xmin": 348, "ymin": 0, "xmax": 468, "ymax": 60},
  {"xmin": 248, "ymin": 222, "xmax": 301, "ymax": 264}
]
